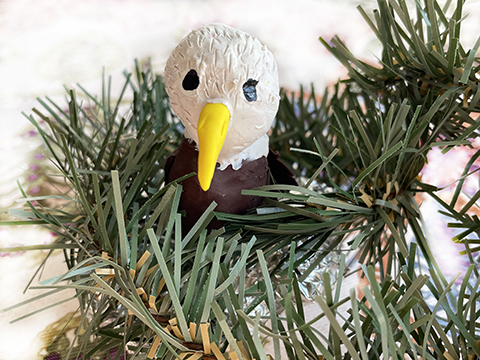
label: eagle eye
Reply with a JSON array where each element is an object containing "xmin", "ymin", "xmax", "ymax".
[
  {"xmin": 243, "ymin": 79, "xmax": 258, "ymax": 102},
  {"xmin": 182, "ymin": 69, "xmax": 199, "ymax": 91}
]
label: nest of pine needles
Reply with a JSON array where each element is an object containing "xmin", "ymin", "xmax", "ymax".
[{"xmin": 3, "ymin": 0, "xmax": 480, "ymax": 359}]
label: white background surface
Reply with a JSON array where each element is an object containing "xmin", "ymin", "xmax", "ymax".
[{"xmin": 1, "ymin": 0, "xmax": 480, "ymax": 359}]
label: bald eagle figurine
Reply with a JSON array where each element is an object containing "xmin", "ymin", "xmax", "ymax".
[{"xmin": 164, "ymin": 23, "xmax": 294, "ymax": 230}]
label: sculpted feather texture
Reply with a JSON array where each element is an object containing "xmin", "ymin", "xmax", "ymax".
[{"xmin": 164, "ymin": 23, "xmax": 280, "ymax": 171}]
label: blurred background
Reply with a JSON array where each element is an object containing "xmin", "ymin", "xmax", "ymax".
[{"xmin": 1, "ymin": 0, "xmax": 480, "ymax": 358}]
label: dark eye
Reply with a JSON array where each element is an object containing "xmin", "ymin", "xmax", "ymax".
[
  {"xmin": 243, "ymin": 79, "xmax": 258, "ymax": 102},
  {"xmin": 182, "ymin": 69, "xmax": 199, "ymax": 91}
]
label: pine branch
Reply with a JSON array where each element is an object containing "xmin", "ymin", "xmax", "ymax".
[{"xmin": 3, "ymin": 0, "xmax": 480, "ymax": 358}]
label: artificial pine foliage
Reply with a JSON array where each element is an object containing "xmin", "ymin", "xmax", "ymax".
[{"xmin": 2, "ymin": 0, "xmax": 480, "ymax": 359}]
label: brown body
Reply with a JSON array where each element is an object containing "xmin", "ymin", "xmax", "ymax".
[{"xmin": 165, "ymin": 137, "xmax": 271, "ymax": 230}]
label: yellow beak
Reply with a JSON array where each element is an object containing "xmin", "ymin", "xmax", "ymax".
[{"xmin": 197, "ymin": 103, "xmax": 231, "ymax": 191}]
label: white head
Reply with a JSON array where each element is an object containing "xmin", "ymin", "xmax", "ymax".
[{"xmin": 164, "ymin": 23, "xmax": 280, "ymax": 190}]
